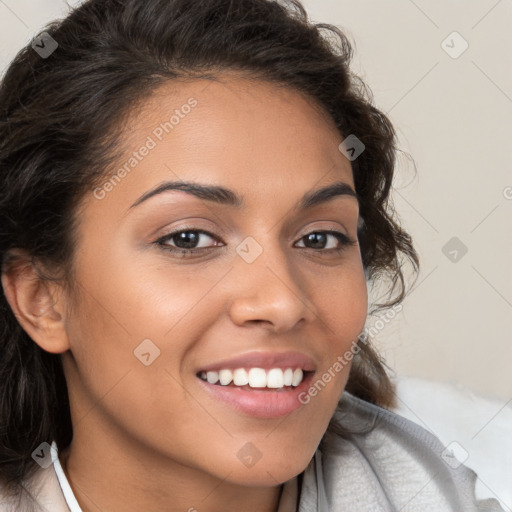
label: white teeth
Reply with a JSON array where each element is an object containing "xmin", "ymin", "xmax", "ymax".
[
  {"xmin": 233, "ymin": 368, "xmax": 249, "ymax": 386},
  {"xmin": 292, "ymin": 368, "xmax": 303, "ymax": 387},
  {"xmin": 266, "ymin": 368, "xmax": 284, "ymax": 388},
  {"xmin": 283, "ymin": 368, "xmax": 293, "ymax": 386},
  {"xmin": 248, "ymin": 368, "xmax": 267, "ymax": 388},
  {"xmin": 201, "ymin": 367, "xmax": 306, "ymax": 389},
  {"xmin": 206, "ymin": 370, "xmax": 219, "ymax": 384},
  {"xmin": 219, "ymin": 369, "xmax": 233, "ymax": 385}
]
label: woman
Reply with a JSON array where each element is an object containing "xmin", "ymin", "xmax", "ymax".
[{"xmin": 0, "ymin": 0, "xmax": 503, "ymax": 510}]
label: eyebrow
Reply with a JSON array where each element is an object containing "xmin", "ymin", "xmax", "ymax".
[{"xmin": 128, "ymin": 180, "xmax": 358, "ymax": 211}]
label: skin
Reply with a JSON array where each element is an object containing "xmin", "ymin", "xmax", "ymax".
[{"xmin": 2, "ymin": 72, "xmax": 367, "ymax": 512}]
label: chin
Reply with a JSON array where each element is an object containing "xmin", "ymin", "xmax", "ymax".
[{"xmin": 217, "ymin": 449, "xmax": 314, "ymax": 488}]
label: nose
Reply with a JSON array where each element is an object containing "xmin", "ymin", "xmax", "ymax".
[{"xmin": 227, "ymin": 238, "xmax": 318, "ymax": 333}]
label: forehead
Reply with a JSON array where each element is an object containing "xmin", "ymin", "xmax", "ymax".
[
  {"xmin": 124, "ymin": 72, "xmax": 348, "ymax": 169},
  {"xmin": 81, "ymin": 72, "xmax": 355, "ymax": 221}
]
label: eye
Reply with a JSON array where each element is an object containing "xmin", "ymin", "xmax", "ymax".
[
  {"xmin": 295, "ymin": 230, "xmax": 356, "ymax": 252},
  {"xmin": 155, "ymin": 228, "xmax": 222, "ymax": 255}
]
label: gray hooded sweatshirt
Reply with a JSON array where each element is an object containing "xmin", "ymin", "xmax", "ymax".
[{"xmin": 0, "ymin": 392, "xmax": 505, "ymax": 511}]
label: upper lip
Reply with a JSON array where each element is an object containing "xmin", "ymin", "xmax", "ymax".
[{"xmin": 196, "ymin": 351, "xmax": 317, "ymax": 374}]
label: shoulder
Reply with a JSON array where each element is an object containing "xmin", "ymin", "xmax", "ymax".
[{"xmin": 311, "ymin": 392, "xmax": 505, "ymax": 512}]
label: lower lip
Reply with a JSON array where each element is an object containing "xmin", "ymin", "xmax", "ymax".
[{"xmin": 196, "ymin": 372, "xmax": 315, "ymax": 419}]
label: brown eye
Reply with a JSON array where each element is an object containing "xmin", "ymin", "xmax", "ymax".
[
  {"xmin": 155, "ymin": 228, "xmax": 222, "ymax": 255},
  {"xmin": 295, "ymin": 231, "xmax": 356, "ymax": 251}
]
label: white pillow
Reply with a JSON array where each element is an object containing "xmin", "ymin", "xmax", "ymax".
[{"xmin": 391, "ymin": 375, "xmax": 512, "ymax": 511}]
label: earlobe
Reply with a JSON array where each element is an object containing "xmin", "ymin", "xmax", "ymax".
[{"xmin": 1, "ymin": 250, "xmax": 70, "ymax": 354}]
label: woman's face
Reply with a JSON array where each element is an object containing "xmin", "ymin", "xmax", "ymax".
[{"xmin": 62, "ymin": 73, "xmax": 367, "ymax": 487}]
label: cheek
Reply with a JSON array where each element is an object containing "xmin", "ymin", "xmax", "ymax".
[
  {"xmin": 69, "ymin": 244, "xmax": 218, "ymax": 350},
  {"xmin": 316, "ymin": 261, "xmax": 368, "ymax": 343},
  {"xmin": 64, "ymin": 247, "xmax": 226, "ymax": 413},
  {"xmin": 308, "ymin": 261, "xmax": 368, "ymax": 393},
  {"xmin": 63, "ymin": 269, "xmax": 223, "ymax": 462}
]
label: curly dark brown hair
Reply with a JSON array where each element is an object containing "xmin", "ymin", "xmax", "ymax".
[{"xmin": 0, "ymin": 0, "xmax": 418, "ymax": 500}]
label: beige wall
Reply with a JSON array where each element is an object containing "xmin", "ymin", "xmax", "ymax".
[{"xmin": 1, "ymin": 0, "xmax": 510, "ymax": 399}]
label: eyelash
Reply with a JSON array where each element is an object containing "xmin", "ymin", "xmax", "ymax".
[{"xmin": 154, "ymin": 227, "xmax": 357, "ymax": 258}]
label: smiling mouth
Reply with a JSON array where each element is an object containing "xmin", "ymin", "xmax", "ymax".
[{"xmin": 196, "ymin": 367, "xmax": 312, "ymax": 390}]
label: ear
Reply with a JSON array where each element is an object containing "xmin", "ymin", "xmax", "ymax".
[{"xmin": 1, "ymin": 249, "xmax": 70, "ymax": 354}]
